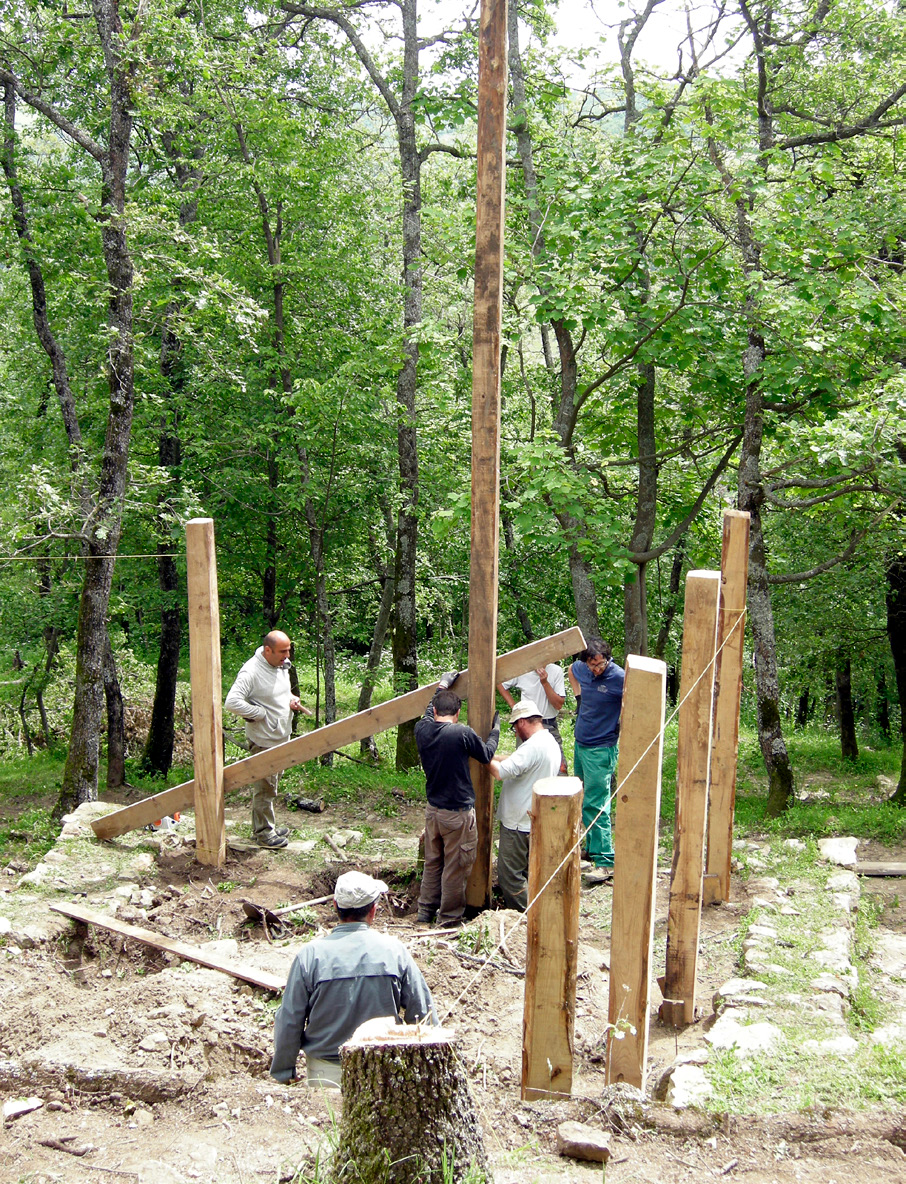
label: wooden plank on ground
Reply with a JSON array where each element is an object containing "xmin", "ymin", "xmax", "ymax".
[
  {"xmin": 704, "ymin": 510, "xmax": 750, "ymax": 905},
  {"xmin": 606, "ymin": 655, "xmax": 666, "ymax": 1091},
  {"xmin": 522, "ymin": 776, "xmax": 582, "ymax": 1101},
  {"xmin": 186, "ymin": 519, "xmax": 226, "ymax": 868},
  {"xmin": 92, "ymin": 628, "xmax": 586, "ymax": 840},
  {"xmin": 50, "ymin": 902, "xmax": 284, "ymax": 992},
  {"xmin": 466, "ymin": 0, "xmax": 508, "ymax": 913},
  {"xmin": 660, "ymin": 571, "xmax": 720, "ymax": 1028},
  {"xmin": 856, "ymin": 863, "xmax": 906, "ymax": 876}
]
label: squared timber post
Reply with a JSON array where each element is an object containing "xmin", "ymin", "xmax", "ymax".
[
  {"xmin": 186, "ymin": 518, "xmax": 225, "ymax": 867},
  {"xmin": 522, "ymin": 776, "xmax": 581, "ymax": 1100},
  {"xmin": 466, "ymin": 0, "xmax": 508, "ymax": 911},
  {"xmin": 606, "ymin": 655, "xmax": 666, "ymax": 1091},
  {"xmin": 659, "ymin": 571, "xmax": 720, "ymax": 1027},
  {"xmin": 704, "ymin": 510, "xmax": 751, "ymax": 905}
]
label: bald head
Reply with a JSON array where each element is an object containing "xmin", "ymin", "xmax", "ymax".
[{"xmin": 263, "ymin": 631, "xmax": 292, "ymax": 667}]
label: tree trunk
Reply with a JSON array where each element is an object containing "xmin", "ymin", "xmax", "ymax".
[
  {"xmin": 738, "ymin": 344, "xmax": 794, "ymax": 816},
  {"xmin": 58, "ymin": 0, "xmax": 137, "ymax": 814},
  {"xmin": 334, "ymin": 1023, "xmax": 489, "ymax": 1184},
  {"xmin": 103, "ymin": 635, "xmax": 126, "ymax": 789},
  {"xmin": 835, "ymin": 655, "xmax": 858, "ymax": 761},
  {"xmin": 795, "ymin": 688, "xmax": 812, "ymax": 730},
  {"xmin": 653, "ymin": 542, "xmax": 684, "ymax": 662},
  {"xmin": 624, "ymin": 362, "xmax": 657, "ymax": 656},
  {"xmin": 357, "ymin": 571, "xmax": 395, "ymax": 759},
  {"xmin": 501, "ymin": 508, "xmax": 535, "ymax": 643},
  {"xmin": 886, "ymin": 555, "xmax": 906, "ymax": 805},
  {"xmin": 877, "ymin": 673, "xmax": 891, "ymax": 741}
]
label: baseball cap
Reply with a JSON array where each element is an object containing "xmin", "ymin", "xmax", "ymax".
[
  {"xmin": 334, "ymin": 871, "xmax": 389, "ymax": 909},
  {"xmin": 509, "ymin": 699, "xmax": 543, "ymax": 725}
]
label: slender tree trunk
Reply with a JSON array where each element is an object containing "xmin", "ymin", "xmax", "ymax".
[
  {"xmin": 501, "ymin": 509, "xmax": 534, "ymax": 642},
  {"xmin": 886, "ymin": 555, "xmax": 906, "ymax": 804},
  {"xmin": 835, "ymin": 654, "xmax": 858, "ymax": 761},
  {"xmin": 357, "ymin": 554, "xmax": 396, "ymax": 759},
  {"xmin": 391, "ymin": 0, "xmax": 422, "ymax": 770},
  {"xmin": 795, "ymin": 688, "xmax": 812, "ymax": 730},
  {"xmin": 653, "ymin": 541, "xmax": 684, "ymax": 662},
  {"xmin": 103, "ymin": 634, "xmax": 126, "ymax": 789},
  {"xmin": 738, "ymin": 330, "xmax": 794, "ymax": 815},
  {"xmin": 877, "ymin": 673, "xmax": 891, "ymax": 741},
  {"xmin": 624, "ymin": 363, "xmax": 657, "ymax": 655}
]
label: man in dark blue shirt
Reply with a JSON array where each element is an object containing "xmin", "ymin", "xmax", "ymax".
[
  {"xmin": 415, "ymin": 676, "xmax": 499, "ymax": 927},
  {"xmin": 568, "ymin": 639, "xmax": 625, "ymax": 868}
]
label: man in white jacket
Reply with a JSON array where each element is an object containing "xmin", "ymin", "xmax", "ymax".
[{"xmin": 224, "ymin": 631, "xmax": 311, "ymax": 848}]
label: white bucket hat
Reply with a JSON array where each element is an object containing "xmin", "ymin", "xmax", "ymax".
[
  {"xmin": 334, "ymin": 871, "xmax": 389, "ymax": 909},
  {"xmin": 508, "ymin": 699, "xmax": 543, "ymax": 725}
]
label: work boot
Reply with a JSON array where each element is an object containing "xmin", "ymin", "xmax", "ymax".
[
  {"xmin": 257, "ymin": 831, "xmax": 289, "ymax": 850},
  {"xmin": 274, "ymin": 826, "xmax": 290, "ymax": 838}
]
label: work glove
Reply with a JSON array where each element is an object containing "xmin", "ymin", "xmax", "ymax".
[{"xmin": 438, "ymin": 670, "xmax": 459, "ymax": 690}]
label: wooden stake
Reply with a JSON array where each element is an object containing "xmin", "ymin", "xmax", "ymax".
[
  {"xmin": 704, "ymin": 510, "xmax": 750, "ymax": 905},
  {"xmin": 92, "ymin": 628, "xmax": 585, "ymax": 840},
  {"xmin": 522, "ymin": 776, "xmax": 581, "ymax": 1100},
  {"xmin": 466, "ymin": 0, "xmax": 508, "ymax": 913},
  {"xmin": 660, "ymin": 571, "xmax": 720, "ymax": 1027},
  {"xmin": 185, "ymin": 519, "xmax": 225, "ymax": 868},
  {"xmin": 606, "ymin": 655, "xmax": 666, "ymax": 1091}
]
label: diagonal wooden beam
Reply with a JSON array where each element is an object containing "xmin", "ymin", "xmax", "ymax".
[{"xmin": 92, "ymin": 628, "xmax": 585, "ymax": 841}]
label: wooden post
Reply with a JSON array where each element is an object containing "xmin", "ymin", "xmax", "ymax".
[
  {"xmin": 466, "ymin": 0, "xmax": 508, "ymax": 913},
  {"xmin": 522, "ymin": 776, "xmax": 581, "ymax": 1100},
  {"xmin": 185, "ymin": 518, "xmax": 225, "ymax": 867},
  {"xmin": 606, "ymin": 655, "xmax": 666, "ymax": 1091},
  {"xmin": 703, "ymin": 510, "xmax": 751, "ymax": 905},
  {"xmin": 659, "ymin": 571, "xmax": 720, "ymax": 1027},
  {"xmin": 93, "ymin": 628, "xmax": 585, "ymax": 841}
]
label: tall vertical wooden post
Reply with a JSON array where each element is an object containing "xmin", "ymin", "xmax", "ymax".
[
  {"xmin": 186, "ymin": 518, "xmax": 225, "ymax": 868},
  {"xmin": 466, "ymin": 0, "xmax": 508, "ymax": 911},
  {"xmin": 704, "ymin": 510, "xmax": 750, "ymax": 905},
  {"xmin": 659, "ymin": 571, "xmax": 720, "ymax": 1027},
  {"xmin": 606, "ymin": 655, "xmax": 666, "ymax": 1090},
  {"xmin": 522, "ymin": 776, "xmax": 582, "ymax": 1100}
]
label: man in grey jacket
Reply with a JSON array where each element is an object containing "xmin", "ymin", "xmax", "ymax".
[
  {"xmin": 271, "ymin": 871, "xmax": 437, "ymax": 1089},
  {"xmin": 224, "ymin": 630, "xmax": 311, "ymax": 849}
]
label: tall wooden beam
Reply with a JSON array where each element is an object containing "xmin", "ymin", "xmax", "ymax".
[
  {"xmin": 704, "ymin": 510, "xmax": 750, "ymax": 905},
  {"xmin": 185, "ymin": 519, "xmax": 225, "ymax": 867},
  {"xmin": 522, "ymin": 776, "xmax": 582, "ymax": 1100},
  {"xmin": 92, "ymin": 628, "xmax": 585, "ymax": 841},
  {"xmin": 606, "ymin": 655, "xmax": 666, "ymax": 1091},
  {"xmin": 660, "ymin": 570, "xmax": 720, "ymax": 1027},
  {"xmin": 466, "ymin": 0, "xmax": 508, "ymax": 912}
]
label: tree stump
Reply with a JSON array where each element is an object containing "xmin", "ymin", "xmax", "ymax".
[{"xmin": 333, "ymin": 1019, "xmax": 489, "ymax": 1184}]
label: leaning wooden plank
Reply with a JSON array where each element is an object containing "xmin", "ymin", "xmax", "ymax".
[
  {"xmin": 50, "ymin": 902, "xmax": 285, "ymax": 992},
  {"xmin": 855, "ymin": 863, "xmax": 906, "ymax": 877},
  {"xmin": 92, "ymin": 628, "xmax": 586, "ymax": 840}
]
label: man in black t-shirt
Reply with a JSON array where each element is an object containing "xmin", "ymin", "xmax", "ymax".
[{"xmin": 414, "ymin": 675, "xmax": 499, "ymax": 928}]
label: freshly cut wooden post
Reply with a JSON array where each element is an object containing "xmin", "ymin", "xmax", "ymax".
[
  {"xmin": 522, "ymin": 776, "xmax": 582, "ymax": 1100},
  {"xmin": 186, "ymin": 519, "xmax": 225, "ymax": 867},
  {"xmin": 466, "ymin": 0, "xmax": 508, "ymax": 913},
  {"xmin": 660, "ymin": 571, "xmax": 721, "ymax": 1027},
  {"xmin": 335, "ymin": 1019, "xmax": 488, "ymax": 1184},
  {"xmin": 704, "ymin": 510, "xmax": 750, "ymax": 905},
  {"xmin": 606, "ymin": 655, "xmax": 666, "ymax": 1090},
  {"xmin": 92, "ymin": 628, "xmax": 585, "ymax": 840}
]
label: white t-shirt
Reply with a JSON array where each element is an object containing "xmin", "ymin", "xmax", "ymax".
[
  {"xmin": 496, "ymin": 729, "xmax": 562, "ymax": 832},
  {"xmin": 501, "ymin": 665, "xmax": 565, "ymax": 722}
]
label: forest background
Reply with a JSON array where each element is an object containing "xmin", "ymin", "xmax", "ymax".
[{"xmin": 1, "ymin": 0, "xmax": 905, "ymax": 823}]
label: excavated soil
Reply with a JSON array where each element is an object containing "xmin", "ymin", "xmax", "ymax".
[{"xmin": 1, "ymin": 796, "xmax": 905, "ymax": 1183}]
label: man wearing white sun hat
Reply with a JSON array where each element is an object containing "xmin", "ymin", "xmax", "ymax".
[{"xmin": 270, "ymin": 871, "xmax": 437, "ymax": 1089}]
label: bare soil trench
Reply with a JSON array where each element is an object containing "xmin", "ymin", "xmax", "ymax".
[{"xmin": 1, "ymin": 794, "xmax": 905, "ymax": 1184}]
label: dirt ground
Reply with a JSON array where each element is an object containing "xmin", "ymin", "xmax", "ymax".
[{"xmin": 1, "ymin": 792, "xmax": 905, "ymax": 1184}]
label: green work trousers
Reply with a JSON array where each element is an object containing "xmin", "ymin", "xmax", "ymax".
[{"xmin": 574, "ymin": 742, "xmax": 617, "ymax": 868}]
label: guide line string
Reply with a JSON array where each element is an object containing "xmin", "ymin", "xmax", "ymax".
[{"xmin": 435, "ymin": 606, "xmax": 748, "ymax": 1029}]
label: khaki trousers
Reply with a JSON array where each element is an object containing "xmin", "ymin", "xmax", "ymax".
[{"xmin": 418, "ymin": 805, "xmax": 478, "ymax": 925}]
